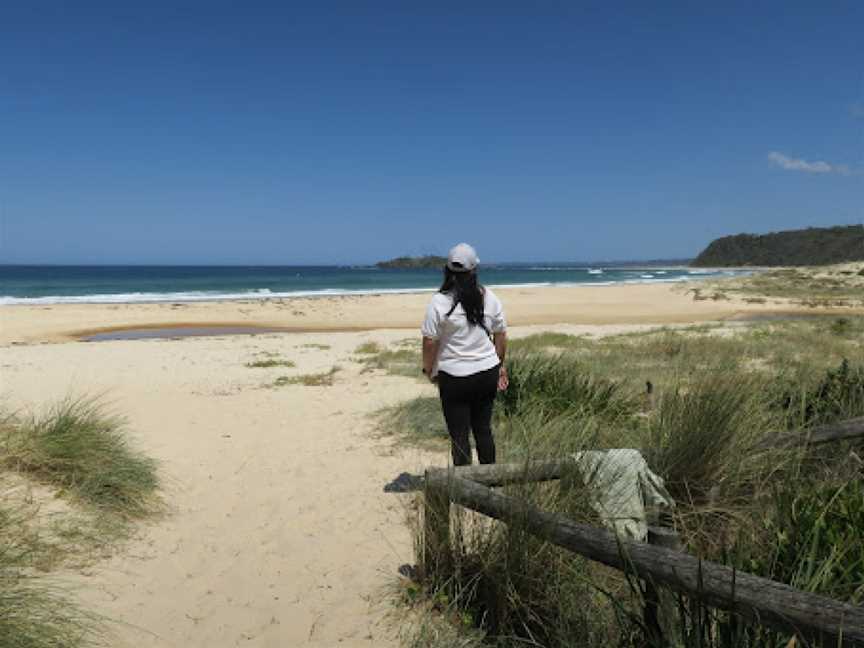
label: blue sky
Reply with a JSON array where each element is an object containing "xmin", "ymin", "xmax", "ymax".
[{"xmin": 2, "ymin": 1, "xmax": 862, "ymax": 264}]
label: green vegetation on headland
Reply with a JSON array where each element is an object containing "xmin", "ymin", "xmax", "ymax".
[
  {"xmin": 376, "ymin": 255, "xmax": 447, "ymax": 269},
  {"xmin": 1, "ymin": 398, "xmax": 161, "ymax": 647},
  {"xmin": 691, "ymin": 224, "xmax": 864, "ymax": 267},
  {"xmin": 382, "ymin": 318, "xmax": 864, "ymax": 647}
]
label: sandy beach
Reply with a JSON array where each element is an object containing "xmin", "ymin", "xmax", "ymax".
[
  {"xmin": 0, "ymin": 283, "xmax": 853, "ymax": 646},
  {"xmin": 0, "ymin": 282, "xmax": 785, "ymax": 346}
]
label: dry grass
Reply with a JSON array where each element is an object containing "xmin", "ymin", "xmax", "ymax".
[
  {"xmin": 354, "ymin": 341, "xmax": 383, "ymax": 355},
  {"xmin": 357, "ymin": 344, "xmax": 422, "ymax": 379},
  {"xmin": 700, "ymin": 262, "xmax": 864, "ymax": 304},
  {"xmin": 273, "ymin": 366, "xmax": 340, "ymax": 387},
  {"xmin": 245, "ymin": 358, "xmax": 296, "ymax": 368}
]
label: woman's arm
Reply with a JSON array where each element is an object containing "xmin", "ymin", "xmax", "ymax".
[
  {"xmin": 493, "ymin": 331, "xmax": 507, "ymax": 363},
  {"xmin": 493, "ymin": 331, "xmax": 508, "ymax": 391},
  {"xmin": 422, "ymin": 336, "xmax": 439, "ymax": 382}
]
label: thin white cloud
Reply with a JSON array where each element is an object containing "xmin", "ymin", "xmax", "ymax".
[{"xmin": 767, "ymin": 151, "xmax": 851, "ymax": 176}]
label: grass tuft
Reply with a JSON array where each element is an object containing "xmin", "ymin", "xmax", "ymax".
[
  {"xmin": 1, "ymin": 398, "xmax": 159, "ymax": 518},
  {"xmin": 245, "ymin": 358, "xmax": 296, "ymax": 368},
  {"xmin": 273, "ymin": 366, "xmax": 340, "ymax": 387},
  {"xmin": 509, "ymin": 332, "xmax": 585, "ymax": 353},
  {"xmin": 358, "ymin": 346, "xmax": 421, "ymax": 378},
  {"xmin": 0, "ymin": 503, "xmax": 107, "ymax": 647},
  {"xmin": 501, "ymin": 351, "xmax": 636, "ymax": 421},
  {"xmin": 354, "ymin": 341, "xmax": 383, "ymax": 355},
  {"xmin": 0, "ymin": 396, "xmax": 164, "ymax": 648},
  {"xmin": 644, "ymin": 373, "xmax": 776, "ymax": 504},
  {"xmin": 379, "ymin": 397, "xmax": 447, "ymax": 448}
]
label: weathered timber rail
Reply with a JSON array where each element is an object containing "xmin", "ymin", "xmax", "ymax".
[
  {"xmin": 423, "ymin": 462, "xmax": 864, "ymax": 647},
  {"xmin": 421, "ymin": 416, "xmax": 864, "ymax": 492},
  {"xmin": 755, "ymin": 416, "xmax": 864, "ymax": 450}
]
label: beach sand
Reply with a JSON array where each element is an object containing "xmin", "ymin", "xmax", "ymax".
[
  {"xmin": 0, "ymin": 283, "xmax": 851, "ymax": 646},
  {"xmin": 0, "ymin": 282, "xmax": 782, "ymax": 346}
]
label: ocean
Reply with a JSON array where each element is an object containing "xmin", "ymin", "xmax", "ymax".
[{"xmin": 0, "ymin": 264, "xmax": 743, "ymax": 305}]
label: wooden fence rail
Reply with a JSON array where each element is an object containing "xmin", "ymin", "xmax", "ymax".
[
  {"xmin": 423, "ymin": 466, "xmax": 864, "ymax": 647},
  {"xmin": 755, "ymin": 416, "xmax": 864, "ymax": 450}
]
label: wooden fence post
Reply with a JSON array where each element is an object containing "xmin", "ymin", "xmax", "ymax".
[
  {"xmin": 422, "ymin": 468, "xmax": 451, "ymax": 581},
  {"xmin": 643, "ymin": 525, "xmax": 683, "ymax": 642}
]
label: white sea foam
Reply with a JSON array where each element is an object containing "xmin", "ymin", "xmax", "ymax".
[
  {"xmin": 0, "ymin": 271, "xmax": 735, "ymax": 305},
  {"xmin": 624, "ymin": 277, "xmax": 689, "ymax": 284},
  {"xmin": 486, "ymin": 282, "xmax": 555, "ymax": 289},
  {"xmin": 0, "ymin": 287, "xmax": 444, "ymax": 305},
  {"xmin": 587, "ymin": 269, "xmax": 604, "ymax": 274}
]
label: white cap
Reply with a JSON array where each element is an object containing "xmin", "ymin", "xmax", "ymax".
[{"xmin": 447, "ymin": 243, "xmax": 480, "ymax": 272}]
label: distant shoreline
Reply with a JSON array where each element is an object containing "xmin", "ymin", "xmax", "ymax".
[
  {"xmin": 0, "ymin": 276, "xmax": 721, "ymax": 306},
  {"xmin": 0, "ymin": 265, "xmax": 747, "ymax": 306},
  {"xmin": 4, "ymin": 280, "xmax": 860, "ymax": 347}
]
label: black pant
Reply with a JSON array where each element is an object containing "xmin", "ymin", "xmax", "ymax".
[{"xmin": 437, "ymin": 365, "xmax": 499, "ymax": 466}]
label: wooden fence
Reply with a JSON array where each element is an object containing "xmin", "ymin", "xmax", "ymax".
[{"xmin": 421, "ymin": 417, "xmax": 864, "ymax": 646}]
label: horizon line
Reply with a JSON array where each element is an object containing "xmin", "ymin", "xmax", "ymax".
[{"xmin": 0, "ymin": 258, "xmax": 696, "ymax": 268}]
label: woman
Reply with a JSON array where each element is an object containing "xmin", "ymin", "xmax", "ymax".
[{"xmin": 421, "ymin": 243, "xmax": 508, "ymax": 466}]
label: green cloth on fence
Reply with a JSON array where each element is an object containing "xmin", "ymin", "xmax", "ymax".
[{"xmin": 570, "ymin": 449, "xmax": 675, "ymax": 541}]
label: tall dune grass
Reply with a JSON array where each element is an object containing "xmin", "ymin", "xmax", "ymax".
[
  {"xmin": 0, "ymin": 398, "xmax": 161, "ymax": 647},
  {"xmin": 1, "ymin": 398, "xmax": 159, "ymax": 518},
  {"xmin": 388, "ymin": 318, "xmax": 864, "ymax": 647},
  {"xmin": 644, "ymin": 373, "xmax": 779, "ymax": 504},
  {"xmin": 0, "ymin": 504, "xmax": 105, "ymax": 648},
  {"xmin": 500, "ymin": 351, "xmax": 637, "ymax": 422}
]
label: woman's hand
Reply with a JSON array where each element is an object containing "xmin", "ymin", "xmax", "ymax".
[{"xmin": 497, "ymin": 365, "xmax": 509, "ymax": 392}]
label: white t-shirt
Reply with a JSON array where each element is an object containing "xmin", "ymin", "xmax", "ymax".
[{"xmin": 421, "ymin": 287, "xmax": 506, "ymax": 377}]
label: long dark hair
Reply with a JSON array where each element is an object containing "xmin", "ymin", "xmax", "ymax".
[{"xmin": 439, "ymin": 267, "xmax": 487, "ymax": 331}]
